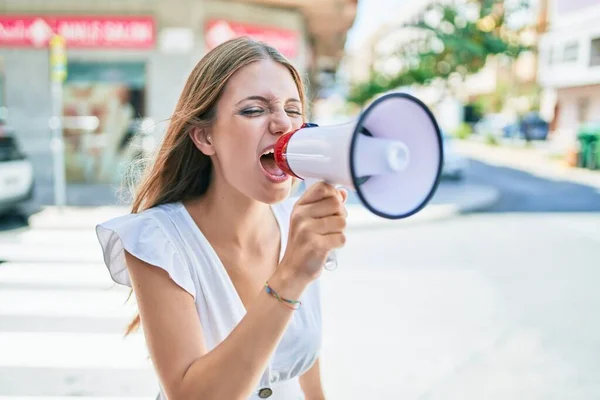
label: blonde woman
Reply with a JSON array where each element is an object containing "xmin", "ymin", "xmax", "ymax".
[{"xmin": 97, "ymin": 37, "xmax": 348, "ymax": 400}]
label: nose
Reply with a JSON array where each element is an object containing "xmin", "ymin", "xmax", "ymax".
[{"xmin": 269, "ymin": 109, "xmax": 293, "ymax": 136}]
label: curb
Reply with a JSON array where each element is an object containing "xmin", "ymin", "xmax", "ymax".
[{"xmin": 455, "ymin": 140, "xmax": 600, "ymax": 190}]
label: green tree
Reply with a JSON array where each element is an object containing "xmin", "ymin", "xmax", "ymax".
[{"xmin": 348, "ymin": 0, "xmax": 531, "ymax": 106}]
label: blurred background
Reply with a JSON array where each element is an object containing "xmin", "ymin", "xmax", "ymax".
[{"xmin": 1, "ymin": 0, "xmax": 600, "ymax": 399}]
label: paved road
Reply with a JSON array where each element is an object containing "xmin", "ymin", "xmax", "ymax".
[
  {"xmin": 323, "ymin": 211, "xmax": 600, "ymax": 399},
  {"xmin": 466, "ymin": 160, "xmax": 600, "ymax": 213},
  {"xmin": 1, "ymin": 209, "xmax": 599, "ymax": 399}
]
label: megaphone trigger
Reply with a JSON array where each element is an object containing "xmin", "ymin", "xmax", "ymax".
[{"xmin": 324, "ymin": 255, "xmax": 338, "ymax": 271}]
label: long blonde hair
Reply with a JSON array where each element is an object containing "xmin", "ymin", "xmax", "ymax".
[{"xmin": 122, "ymin": 37, "xmax": 307, "ymax": 335}]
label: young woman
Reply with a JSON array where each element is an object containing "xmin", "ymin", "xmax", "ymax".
[{"xmin": 97, "ymin": 37, "xmax": 348, "ymax": 400}]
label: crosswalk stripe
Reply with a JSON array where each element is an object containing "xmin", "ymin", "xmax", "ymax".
[
  {"xmin": 0, "ymin": 245, "xmax": 103, "ymax": 263},
  {"xmin": 0, "ymin": 288, "xmax": 135, "ymax": 318},
  {"xmin": 0, "ymin": 227, "xmax": 106, "ymax": 263},
  {"xmin": 0, "ymin": 332, "xmax": 151, "ymax": 369},
  {"xmin": 0, "ymin": 244, "xmax": 106, "ymax": 262},
  {"xmin": 0, "ymin": 263, "xmax": 115, "ymax": 287},
  {"xmin": 0, "ymin": 228, "xmax": 100, "ymax": 244},
  {"xmin": 0, "ymin": 398, "xmax": 153, "ymax": 400}
]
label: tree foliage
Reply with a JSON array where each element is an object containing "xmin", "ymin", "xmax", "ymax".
[{"xmin": 348, "ymin": 0, "xmax": 532, "ymax": 105}]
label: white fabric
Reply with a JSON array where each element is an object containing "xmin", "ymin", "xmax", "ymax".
[{"xmin": 96, "ymin": 199, "xmax": 321, "ymax": 400}]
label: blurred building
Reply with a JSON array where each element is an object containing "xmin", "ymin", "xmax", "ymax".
[
  {"xmin": 342, "ymin": 0, "xmax": 540, "ymax": 132},
  {"xmin": 0, "ymin": 0, "xmax": 356, "ymax": 192},
  {"xmin": 538, "ymin": 0, "xmax": 600, "ymax": 145}
]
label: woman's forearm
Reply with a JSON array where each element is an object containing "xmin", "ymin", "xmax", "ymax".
[{"xmin": 177, "ymin": 267, "xmax": 310, "ymax": 400}]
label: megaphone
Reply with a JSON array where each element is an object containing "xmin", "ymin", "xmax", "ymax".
[{"xmin": 274, "ymin": 92, "xmax": 444, "ymax": 219}]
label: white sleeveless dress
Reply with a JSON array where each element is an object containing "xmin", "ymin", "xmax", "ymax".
[{"xmin": 96, "ymin": 199, "xmax": 322, "ymax": 400}]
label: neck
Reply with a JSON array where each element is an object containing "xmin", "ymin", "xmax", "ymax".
[{"xmin": 187, "ymin": 171, "xmax": 276, "ymax": 249}]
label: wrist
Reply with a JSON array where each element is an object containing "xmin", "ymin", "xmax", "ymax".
[{"xmin": 270, "ymin": 262, "xmax": 311, "ymax": 300}]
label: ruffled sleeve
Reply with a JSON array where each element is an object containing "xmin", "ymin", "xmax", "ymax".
[{"xmin": 95, "ymin": 212, "xmax": 196, "ymax": 299}]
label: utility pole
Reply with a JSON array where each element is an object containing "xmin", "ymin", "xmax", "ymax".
[{"xmin": 49, "ymin": 34, "xmax": 68, "ymax": 207}]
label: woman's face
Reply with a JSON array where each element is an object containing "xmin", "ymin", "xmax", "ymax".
[{"xmin": 206, "ymin": 59, "xmax": 304, "ymax": 204}]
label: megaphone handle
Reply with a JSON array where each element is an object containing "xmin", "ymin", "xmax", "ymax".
[{"xmin": 304, "ymin": 178, "xmax": 339, "ymax": 271}]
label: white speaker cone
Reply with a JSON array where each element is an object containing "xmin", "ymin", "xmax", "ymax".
[{"xmin": 350, "ymin": 92, "xmax": 443, "ymax": 219}]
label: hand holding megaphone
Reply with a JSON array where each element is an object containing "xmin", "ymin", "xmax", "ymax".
[
  {"xmin": 274, "ymin": 92, "xmax": 444, "ymax": 270},
  {"xmin": 279, "ymin": 181, "xmax": 348, "ymax": 281}
]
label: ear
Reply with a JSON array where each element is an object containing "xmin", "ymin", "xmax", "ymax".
[{"xmin": 189, "ymin": 127, "xmax": 215, "ymax": 156}]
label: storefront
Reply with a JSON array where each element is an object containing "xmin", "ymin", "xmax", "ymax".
[
  {"xmin": 0, "ymin": 15, "xmax": 157, "ymax": 186},
  {"xmin": 538, "ymin": 0, "xmax": 600, "ymax": 149},
  {"xmin": 0, "ymin": 0, "xmax": 354, "ymax": 203}
]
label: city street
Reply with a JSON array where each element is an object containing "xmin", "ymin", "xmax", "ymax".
[
  {"xmin": 1, "ymin": 0, "xmax": 598, "ymax": 398},
  {"xmin": 1, "ymin": 159, "xmax": 600, "ymax": 399}
]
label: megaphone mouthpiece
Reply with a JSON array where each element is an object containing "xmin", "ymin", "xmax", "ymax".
[{"xmin": 353, "ymin": 134, "xmax": 410, "ymax": 177}]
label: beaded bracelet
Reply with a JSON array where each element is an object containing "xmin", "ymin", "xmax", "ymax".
[{"xmin": 264, "ymin": 282, "xmax": 302, "ymax": 310}]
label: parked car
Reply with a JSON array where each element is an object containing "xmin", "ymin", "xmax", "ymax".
[
  {"xmin": 503, "ymin": 112, "xmax": 549, "ymax": 141},
  {"xmin": 0, "ymin": 127, "xmax": 35, "ymax": 216},
  {"xmin": 441, "ymin": 133, "xmax": 469, "ymax": 180},
  {"xmin": 473, "ymin": 113, "xmax": 512, "ymax": 138}
]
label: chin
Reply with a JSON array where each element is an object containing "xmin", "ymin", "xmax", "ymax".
[{"xmin": 255, "ymin": 182, "xmax": 292, "ymax": 205}]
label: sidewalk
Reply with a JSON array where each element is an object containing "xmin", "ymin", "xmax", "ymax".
[
  {"xmin": 24, "ymin": 181, "xmax": 499, "ymax": 231},
  {"xmin": 455, "ymin": 139, "xmax": 600, "ymax": 189}
]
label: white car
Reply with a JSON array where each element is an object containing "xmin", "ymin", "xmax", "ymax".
[
  {"xmin": 441, "ymin": 133, "xmax": 469, "ymax": 180},
  {"xmin": 0, "ymin": 131, "xmax": 34, "ymax": 215}
]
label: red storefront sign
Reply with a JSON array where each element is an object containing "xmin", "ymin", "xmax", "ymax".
[
  {"xmin": 0, "ymin": 16, "xmax": 155, "ymax": 48},
  {"xmin": 204, "ymin": 19, "xmax": 299, "ymax": 59}
]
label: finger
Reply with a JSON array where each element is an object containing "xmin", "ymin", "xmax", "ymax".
[
  {"xmin": 310, "ymin": 215, "xmax": 347, "ymax": 235},
  {"xmin": 338, "ymin": 188, "xmax": 348, "ymax": 203},
  {"xmin": 297, "ymin": 181, "xmax": 339, "ymax": 205},
  {"xmin": 321, "ymin": 232, "xmax": 346, "ymax": 250},
  {"xmin": 302, "ymin": 196, "xmax": 345, "ymax": 218}
]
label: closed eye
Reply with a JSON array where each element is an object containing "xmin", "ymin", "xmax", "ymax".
[
  {"xmin": 286, "ymin": 110, "xmax": 303, "ymax": 116},
  {"xmin": 240, "ymin": 108, "xmax": 264, "ymax": 116}
]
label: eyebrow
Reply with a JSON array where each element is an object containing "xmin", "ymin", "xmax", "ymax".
[{"xmin": 235, "ymin": 96, "xmax": 301, "ymax": 106}]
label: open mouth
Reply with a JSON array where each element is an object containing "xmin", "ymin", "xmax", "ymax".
[{"xmin": 259, "ymin": 147, "xmax": 287, "ymax": 181}]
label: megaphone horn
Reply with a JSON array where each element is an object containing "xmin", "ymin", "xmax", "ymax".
[{"xmin": 274, "ymin": 92, "xmax": 444, "ymax": 220}]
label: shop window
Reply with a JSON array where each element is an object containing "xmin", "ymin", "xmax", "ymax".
[
  {"xmin": 62, "ymin": 61, "xmax": 148, "ymax": 184},
  {"xmin": 590, "ymin": 37, "xmax": 600, "ymax": 67}
]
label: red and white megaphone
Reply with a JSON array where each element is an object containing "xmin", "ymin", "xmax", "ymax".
[
  {"xmin": 274, "ymin": 92, "xmax": 444, "ymax": 269},
  {"xmin": 275, "ymin": 92, "xmax": 444, "ymax": 218}
]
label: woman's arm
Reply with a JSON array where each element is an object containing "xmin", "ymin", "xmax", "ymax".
[
  {"xmin": 125, "ymin": 251, "xmax": 310, "ymax": 400},
  {"xmin": 125, "ymin": 182, "xmax": 346, "ymax": 400},
  {"xmin": 299, "ymin": 358, "xmax": 326, "ymax": 400}
]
